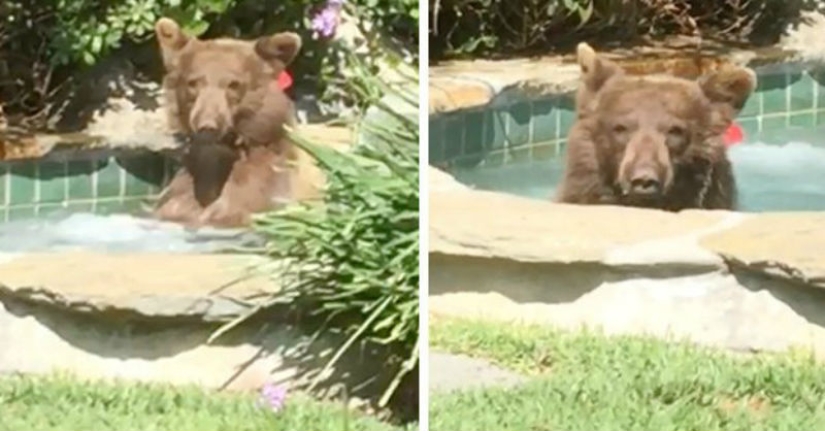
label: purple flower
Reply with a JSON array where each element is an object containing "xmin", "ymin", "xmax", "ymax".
[
  {"xmin": 259, "ymin": 383, "xmax": 288, "ymax": 412},
  {"xmin": 311, "ymin": 0, "xmax": 345, "ymax": 39}
]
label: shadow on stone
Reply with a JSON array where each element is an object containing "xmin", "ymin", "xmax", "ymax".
[
  {"xmin": 429, "ymin": 253, "xmax": 716, "ymax": 304},
  {"xmin": 115, "ymin": 150, "xmax": 176, "ymax": 190},
  {"xmin": 733, "ymin": 267, "xmax": 825, "ymax": 330},
  {"xmin": 47, "ymin": 48, "xmax": 163, "ymax": 134},
  {"xmin": 0, "ymin": 293, "xmax": 417, "ymax": 424}
]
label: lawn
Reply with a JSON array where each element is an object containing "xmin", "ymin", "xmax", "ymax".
[
  {"xmin": 430, "ymin": 318, "xmax": 825, "ymax": 431},
  {"xmin": 0, "ymin": 373, "xmax": 413, "ymax": 431}
]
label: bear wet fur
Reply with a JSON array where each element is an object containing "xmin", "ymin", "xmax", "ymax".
[
  {"xmin": 555, "ymin": 43, "xmax": 757, "ymax": 211},
  {"xmin": 152, "ymin": 17, "xmax": 303, "ymax": 228}
]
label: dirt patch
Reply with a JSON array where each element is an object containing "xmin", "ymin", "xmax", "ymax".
[{"xmin": 717, "ymin": 394, "xmax": 772, "ymax": 417}]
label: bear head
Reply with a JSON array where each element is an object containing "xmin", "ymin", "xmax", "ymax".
[{"xmin": 573, "ymin": 43, "xmax": 755, "ymax": 205}]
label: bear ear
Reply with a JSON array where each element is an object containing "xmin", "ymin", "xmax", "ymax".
[
  {"xmin": 155, "ymin": 18, "xmax": 192, "ymax": 70},
  {"xmin": 254, "ymin": 32, "xmax": 302, "ymax": 69},
  {"xmin": 698, "ymin": 66, "xmax": 756, "ymax": 133},
  {"xmin": 698, "ymin": 66, "xmax": 757, "ymax": 114},
  {"xmin": 577, "ymin": 42, "xmax": 623, "ymax": 94}
]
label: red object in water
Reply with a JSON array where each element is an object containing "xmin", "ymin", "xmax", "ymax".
[
  {"xmin": 723, "ymin": 122, "xmax": 744, "ymax": 148},
  {"xmin": 276, "ymin": 70, "xmax": 293, "ymax": 91}
]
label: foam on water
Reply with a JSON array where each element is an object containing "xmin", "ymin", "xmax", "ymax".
[
  {"xmin": 730, "ymin": 141, "xmax": 825, "ymax": 211},
  {"xmin": 0, "ymin": 211, "xmax": 265, "ymax": 253},
  {"xmin": 452, "ymin": 141, "xmax": 825, "ymax": 211}
]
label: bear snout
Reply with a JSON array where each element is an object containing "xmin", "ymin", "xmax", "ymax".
[
  {"xmin": 188, "ymin": 87, "xmax": 234, "ymax": 136},
  {"xmin": 617, "ymin": 131, "xmax": 673, "ymax": 199}
]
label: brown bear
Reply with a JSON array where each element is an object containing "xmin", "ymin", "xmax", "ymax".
[
  {"xmin": 555, "ymin": 43, "xmax": 756, "ymax": 211},
  {"xmin": 152, "ymin": 17, "xmax": 306, "ymax": 228}
]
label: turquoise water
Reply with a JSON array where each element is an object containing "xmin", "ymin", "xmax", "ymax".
[{"xmin": 452, "ymin": 140, "xmax": 825, "ymax": 212}]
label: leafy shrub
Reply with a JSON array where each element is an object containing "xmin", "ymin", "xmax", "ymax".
[
  {"xmin": 47, "ymin": 0, "xmax": 235, "ymax": 66},
  {"xmin": 0, "ymin": 0, "xmax": 418, "ymax": 124},
  {"xmin": 430, "ymin": 0, "xmax": 815, "ymax": 61}
]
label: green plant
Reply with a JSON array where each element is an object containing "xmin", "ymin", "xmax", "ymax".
[
  {"xmin": 209, "ymin": 42, "xmax": 419, "ymax": 410},
  {"xmin": 430, "ymin": 0, "xmax": 811, "ymax": 60},
  {"xmin": 430, "ymin": 318, "xmax": 825, "ymax": 431},
  {"xmin": 47, "ymin": 0, "xmax": 236, "ymax": 66},
  {"xmin": 0, "ymin": 373, "xmax": 406, "ymax": 431},
  {"xmin": 0, "ymin": 0, "xmax": 418, "ymax": 125}
]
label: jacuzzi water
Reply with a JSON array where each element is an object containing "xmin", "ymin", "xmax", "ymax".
[
  {"xmin": 452, "ymin": 141, "xmax": 825, "ymax": 212},
  {"xmin": 0, "ymin": 212, "xmax": 265, "ymax": 253}
]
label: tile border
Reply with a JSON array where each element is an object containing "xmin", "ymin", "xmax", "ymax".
[{"xmin": 0, "ymin": 148, "xmax": 178, "ymax": 221}]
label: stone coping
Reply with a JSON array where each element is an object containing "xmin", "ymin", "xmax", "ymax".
[
  {"xmin": 0, "ymin": 251, "xmax": 280, "ymax": 321},
  {"xmin": 0, "ymin": 122, "xmax": 353, "ymax": 162},
  {"xmin": 429, "ymin": 167, "xmax": 825, "ymax": 289},
  {"xmin": 428, "ymin": 44, "xmax": 798, "ymax": 114}
]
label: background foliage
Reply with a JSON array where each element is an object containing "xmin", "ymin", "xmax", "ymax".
[
  {"xmin": 430, "ymin": 0, "xmax": 824, "ymax": 61},
  {"xmin": 0, "ymin": 0, "xmax": 418, "ymax": 126}
]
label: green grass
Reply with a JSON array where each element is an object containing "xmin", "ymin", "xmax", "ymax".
[
  {"xmin": 0, "ymin": 373, "xmax": 413, "ymax": 431},
  {"xmin": 430, "ymin": 318, "xmax": 825, "ymax": 431}
]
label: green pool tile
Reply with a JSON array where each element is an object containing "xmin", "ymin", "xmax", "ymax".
[
  {"xmin": 485, "ymin": 149, "xmax": 506, "ymax": 167},
  {"xmin": 813, "ymin": 70, "xmax": 825, "ymax": 109},
  {"xmin": 487, "ymin": 109, "xmax": 507, "ymax": 150},
  {"xmin": 96, "ymin": 200, "xmax": 127, "ymax": 215},
  {"xmin": 66, "ymin": 201, "xmax": 93, "ymax": 213},
  {"xmin": 7, "ymin": 206, "xmax": 35, "ymax": 221},
  {"xmin": 120, "ymin": 199, "xmax": 151, "ymax": 216},
  {"xmin": 120, "ymin": 154, "xmax": 160, "ymax": 197},
  {"xmin": 125, "ymin": 175, "xmax": 154, "ymax": 197},
  {"xmin": 36, "ymin": 203, "xmax": 66, "ymax": 219},
  {"xmin": 452, "ymin": 154, "xmax": 483, "ymax": 170},
  {"xmin": 0, "ymin": 150, "xmax": 176, "ymax": 221},
  {"xmin": 531, "ymin": 99, "xmax": 557, "ymax": 144},
  {"xmin": 37, "ymin": 160, "xmax": 64, "ymax": 177},
  {"xmin": 739, "ymin": 93, "xmax": 760, "ymax": 118},
  {"xmin": 37, "ymin": 161, "xmax": 67, "ymax": 204},
  {"xmin": 122, "ymin": 153, "xmax": 169, "ymax": 190},
  {"xmin": 532, "ymin": 143, "xmax": 558, "ymax": 161},
  {"xmin": 96, "ymin": 159, "xmax": 122, "ymax": 199},
  {"xmin": 428, "ymin": 116, "xmax": 445, "ymax": 162},
  {"xmin": 558, "ymin": 108, "xmax": 576, "ymax": 138},
  {"xmin": 0, "ymin": 165, "xmax": 7, "ymax": 205},
  {"xmin": 442, "ymin": 113, "xmax": 464, "ymax": 161},
  {"xmin": 507, "ymin": 145, "xmax": 531, "ymax": 163},
  {"xmin": 789, "ymin": 72, "xmax": 814, "ymax": 111},
  {"xmin": 557, "ymin": 140, "xmax": 568, "ymax": 155},
  {"xmin": 761, "ymin": 115, "xmax": 786, "ymax": 132},
  {"xmin": 463, "ymin": 110, "xmax": 486, "ymax": 157},
  {"xmin": 789, "ymin": 112, "xmax": 814, "ymax": 128},
  {"xmin": 816, "ymin": 110, "xmax": 825, "ymax": 126},
  {"xmin": 738, "ymin": 118, "xmax": 759, "ymax": 138},
  {"xmin": 758, "ymin": 73, "xmax": 788, "ymax": 115},
  {"xmin": 505, "ymin": 102, "xmax": 531, "ymax": 147},
  {"xmin": 66, "ymin": 160, "xmax": 95, "ymax": 199},
  {"xmin": 8, "ymin": 161, "xmax": 37, "ymax": 205}
]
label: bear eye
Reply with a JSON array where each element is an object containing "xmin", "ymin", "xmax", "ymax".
[
  {"xmin": 227, "ymin": 80, "xmax": 243, "ymax": 91},
  {"xmin": 668, "ymin": 126, "xmax": 686, "ymax": 137},
  {"xmin": 612, "ymin": 124, "xmax": 628, "ymax": 134},
  {"xmin": 187, "ymin": 79, "xmax": 199, "ymax": 90}
]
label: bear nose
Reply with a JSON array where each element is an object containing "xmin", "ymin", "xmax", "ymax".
[{"xmin": 629, "ymin": 174, "xmax": 661, "ymax": 195}]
